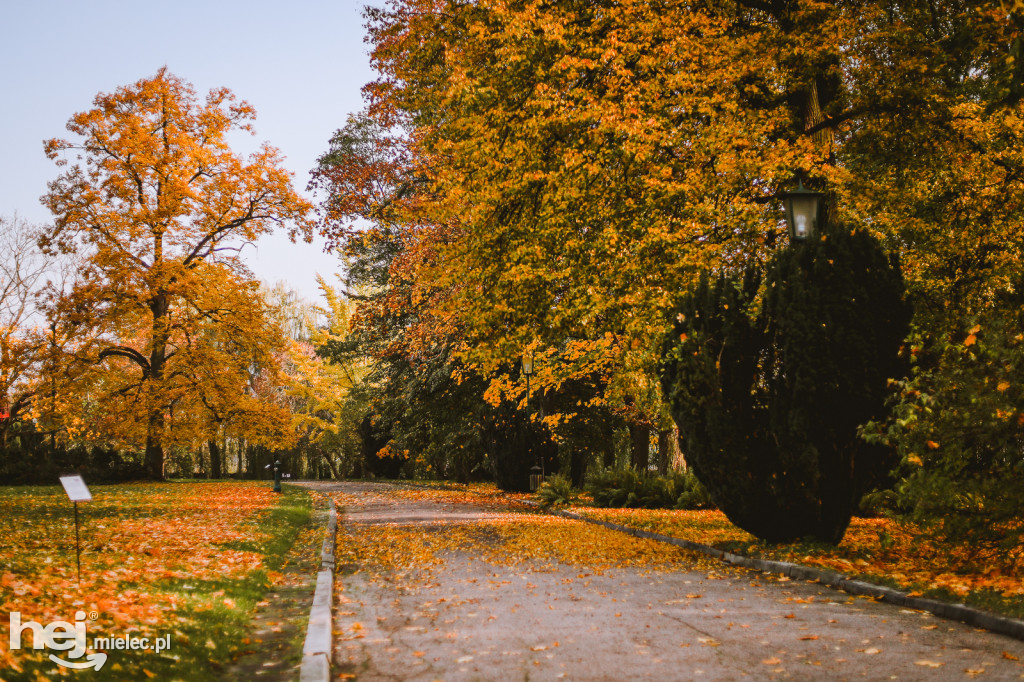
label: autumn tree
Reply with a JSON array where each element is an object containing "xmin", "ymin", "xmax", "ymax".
[
  {"xmin": 176, "ymin": 269, "xmax": 295, "ymax": 478},
  {"xmin": 41, "ymin": 69, "xmax": 314, "ymax": 479},
  {"xmin": 359, "ymin": 0, "xmax": 1024, "ymax": 391},
  {"xmin": 279, "ymin": 277, "xmax": 367, "ymax": 480},
  {"xmin": 0, "ymin": 214, "xmax": 49, "ymax": 447}
]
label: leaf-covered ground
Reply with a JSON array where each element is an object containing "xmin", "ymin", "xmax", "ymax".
[
  {"xmin": 321, "ymin": 481, "xmax": 1024, "ymax": 680},
  {"xmin": 570, "ymin": 507, "xmax": 1024, "ymax": 618},
  {"xmin": 352, "ymin": 482, "xmax": 1024, "ymax": 620},
  {"xmin": 331, "ymin": 485, "xmax": 721, "ymax": 578},
  {"xmin": 0, "ymin": 481, "xmax": 310, "ymax": 681}
]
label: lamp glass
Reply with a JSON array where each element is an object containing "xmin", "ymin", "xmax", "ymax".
[
  {"xmin": 783, "ymin": 185, "xmax": 823, "ymax": 241},
  {"xmin": 522, "ymin": 354, "xmax": 534, "ymax": 375}
]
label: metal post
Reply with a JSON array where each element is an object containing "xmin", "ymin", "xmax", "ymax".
[{"xmin": 74, "ymin": 501, "xmax": 81, "ymax": 585}]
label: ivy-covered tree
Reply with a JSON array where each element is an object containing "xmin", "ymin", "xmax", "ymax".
[{"xmin": 661, "ymin": 228, "xmax": 910, "ymax": 544}]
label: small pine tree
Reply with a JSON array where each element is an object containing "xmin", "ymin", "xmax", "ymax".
[{"xmin": 661, "ymin": 228, "xmax": 910, "ymax": 544}]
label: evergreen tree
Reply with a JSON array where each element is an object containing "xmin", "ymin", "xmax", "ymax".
[{"xmin": 662, "ymin": 229, "xmax": 910, "ymax": 544}]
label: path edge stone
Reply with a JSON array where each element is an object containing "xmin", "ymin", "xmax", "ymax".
[
  {"xmin": 550, "ymin": 507, "xmax": 1024, "ymax": 643},
  {"xmin": 300, "ymin": 497, "xmax": 337, "ymax": 682}
]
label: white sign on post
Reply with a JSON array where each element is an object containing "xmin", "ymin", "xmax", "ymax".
[{"xmin": 59, "ymin": 475, "xmax": 92, "ymax": 502}]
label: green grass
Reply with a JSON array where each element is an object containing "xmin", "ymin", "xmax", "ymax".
[{"xmin": 0, "ymin": 481, "xmax": 313, "ymax": 681}]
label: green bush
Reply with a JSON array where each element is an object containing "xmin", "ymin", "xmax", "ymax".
[
  {"xmin": 536, "ymin": 474, "xmax": 578, "ymax": 508},
  {"xmin": 661, "ymin": 228, "xmax": 910, "ymax": 544},
  {"xmin": 862, "ymin": 308, "xmax": 1024, "ymax": 566},
  {"xmin": 672, "ymin": 470, "xmax": 714, "ymax": 510},
  {"xmin": 584, "ymin": 467, "xmax": 714, "ymax": 510}
]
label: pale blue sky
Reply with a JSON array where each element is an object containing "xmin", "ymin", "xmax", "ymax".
[{"xmin": 0, "ymin": 0, "xmax": 376, "ymax": 302}]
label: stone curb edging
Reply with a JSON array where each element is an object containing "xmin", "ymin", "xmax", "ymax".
[
  {"xmin": 550, "ymin": 508, "xmax": 1024, "ymax": 643},
  {"xmin": 299, "ymin": 497, "xmax": 338, "ymax": 681}
]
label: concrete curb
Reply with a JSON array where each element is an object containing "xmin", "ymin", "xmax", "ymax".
[
  {"xmin": 551, "ymin": 508, "xmax": 1024, "ymax": 643},
  {"xmin": 300, "ymin": 497, "xmax": 337, "ymax": 682}
]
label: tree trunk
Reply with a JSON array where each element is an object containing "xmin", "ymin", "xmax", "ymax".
[
  {"xmin": 629, "ymin": 423, "xmax": 650, "ymax": 471},
  {"xmin": 569, "ymin": 444, "xmax": 587, "ymax": 487},
  {"xmin": 145, "ymin": 427, "xmax": 164, "ymax": 480},
  {"xmin": 209, "ymin": 439, "xmax": 222, "ymax": 479},
  {"xmin": 321, "ymin": 448, "xmax": 341, "ymax": 481},
  {"xmin": 657, "ymin": 430, "xmax": 670, "ymax": 475},
  {"xmin": 145, "ymin": 290, "xmax": 169, "ymax": 481}
]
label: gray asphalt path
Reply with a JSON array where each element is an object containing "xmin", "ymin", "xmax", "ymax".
[{"xmin": 301, "ymin": 482, "xmax": 1024, "ymax": 681}]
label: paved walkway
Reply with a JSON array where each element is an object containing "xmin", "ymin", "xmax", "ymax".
[{"xmin": 301, "ymin": 482, "xmax": 1024, "ymax": 680}]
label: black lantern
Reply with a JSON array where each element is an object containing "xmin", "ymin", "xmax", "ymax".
[{"xmin": 782, "ymin": 179, "xmax": 825, "ymax": 241}]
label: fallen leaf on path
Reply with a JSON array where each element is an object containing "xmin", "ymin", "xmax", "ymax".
[
  {"xmin": 914, "ymin": 661, "xmax": 943, "ymax": 668},
  {"xmin": 762, "ymin": 657, "xmax": 782, "ymax": 665},
  {"xmin": 857, "ymin": 647, "xmax": 881, "ymax": 655},
  {"xmin": 1003, "ymin": 652, "xmax": 1019, "ymax": 661},
  {"xmin": 799, "ymin": 635, "xmax": 818, "ymax": 641}
]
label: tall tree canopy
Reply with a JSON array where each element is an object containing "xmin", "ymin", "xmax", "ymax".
[
  {"xmin": 41, "ymin": 68, "xmax": 314, "ymax": 479},
  {"xmin": 356, "ymin": 0, "xmax": 1024, "ymax": 363}
]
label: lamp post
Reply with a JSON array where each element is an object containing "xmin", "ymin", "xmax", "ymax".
[
  {"xmin": 781, "ymin": 179, "xmax": 825, "ymax": 241},
  {"xmin": 523, "ymin": 352, "xmax": 544, "ymax": 491}
]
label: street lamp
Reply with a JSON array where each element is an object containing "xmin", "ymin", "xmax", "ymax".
[
  {"xmin": 782, "ymin": 179, "xmax": 825, "ymax": 241},
  {"xmin": 523, "ymin": 352, "xmax": 544, "ymax": 491}
]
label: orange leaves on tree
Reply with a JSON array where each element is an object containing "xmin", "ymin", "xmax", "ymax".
[{"xmin": 39, "ymin": 69, "xmax": 314, "ymax": 478}]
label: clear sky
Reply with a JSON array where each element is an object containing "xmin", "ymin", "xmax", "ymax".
[{"xmin": 0, "ymin": 0, "xmax": 376, "ymax": 303}]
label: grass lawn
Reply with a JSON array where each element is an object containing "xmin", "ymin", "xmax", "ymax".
[{"xmin": 0, "ymin": 480, "xmax": 311, "ymax": 681}]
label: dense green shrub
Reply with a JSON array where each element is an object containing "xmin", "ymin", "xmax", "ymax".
[
  {"xmin": 863, "ymin": 307, "xmax": 1024, "ymax": 565},
  {"xmin": 536, "ymin": 473, "xmax": 578, "ymax": 508},
  {"xmin": 661, "ymin": 228, "xmax": 910, "ymax": 544},
  {"xmin": 584, "ymin": 467, "xmax": 712, "ymax": 510},
  {"xmin": 0, "ymin": 425, "xmax": 148, "ymax": 485}
]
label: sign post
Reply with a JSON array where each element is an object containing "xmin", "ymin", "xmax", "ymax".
[{"xmin": 59, "ymin": 475, "xmax": 92, "ymax": 585}]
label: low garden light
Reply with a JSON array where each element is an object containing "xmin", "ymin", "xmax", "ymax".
[
  {"xmin": 782, "ymin": 179, "xmax": 825, "ymax": 241},
  {"xmin": 530, "ymin": 465, "xmax": 544, "ymax": 492}
]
